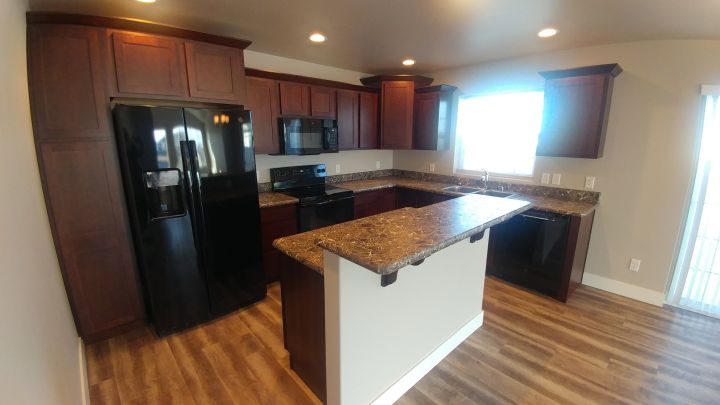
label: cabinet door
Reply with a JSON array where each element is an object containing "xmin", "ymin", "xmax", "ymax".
[
  {"xmin": 537, "ymin": 75, "xmax": 609, "ymax": 158},
  {"xmin": 337, "ymin": 90, "xmax": 359, "ymax": 149},
  {"xmin": 28, "ymin": 25, "xmax": 110, "ymax": 141},
  {"xmin": 310, "ymin": 86, "xmax": 336, "ymax": 118},
  {"xmin": 381, "ymin": 81, "xmax": 414, "ymax": 149},
  {"xmin": 279, "ymin": 82, "xmax": 310, "ymax": 116},
  {"xmin": 359, "ymin": 92, "xmax": 379, "ymax": 149},
  {"xmin": 185, "ymin": 41, "xmax": 246, "ymax": 102},
  {"xmin": 261, "ymin": 205, "xmax": 298, "ymax": 282},
  {"xmin": 246, "ymin": 77, "xmax": 281, "ymax": 154},
  {"xmin": 40, "ymin": 141, "xmax": 144, "ymax": 339},
  {"xmin": 112, "ymin": 32, "xmax": 187, "ymax": 97},
  {"xmin": 413, "ymin": 92, "xmax": 440, "ymax": 150}
]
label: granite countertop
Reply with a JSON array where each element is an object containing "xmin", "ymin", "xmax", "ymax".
[
  {"xmin": 258, "ymin": 192, "xmax": 298, "ymax": 208},
  {"xmin": 274, "ymin": 194, "xmax": 531, "ymax": 276}
]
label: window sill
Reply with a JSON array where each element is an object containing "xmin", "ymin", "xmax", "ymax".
[{"xmin": 454, "ymin": 169, "xmax": 535, "ymax": 185}]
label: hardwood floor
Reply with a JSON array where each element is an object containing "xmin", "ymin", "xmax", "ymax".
[{"xmin": 86, "ymin": 278, "xmax": 720, "ymax": 405}]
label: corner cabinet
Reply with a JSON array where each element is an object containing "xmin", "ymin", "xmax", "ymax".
[
  {"xmin": 28, "ymin": 24, "xmax": 145, "ymax": 341},
  {"xmin": 361, "ymin": 75, "xmax": 433, "ymax": 150},
  {"xmin": 536, "ymin": 64, "xmax": 622, "ymax": 158},
  {"xmin": 413, "ymin": 85, "xmax": 457, "ymax": 150}
]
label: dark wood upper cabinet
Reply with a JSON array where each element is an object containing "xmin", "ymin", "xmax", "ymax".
[
  {"xmin": 27, "ymin": 24, "xmax": 110, "ymax": 141},
  {"xmin": 184, "ymin": 41, "xmax": 246, "ymax": 103},
  {"xmin": 379, "ymin": 81, "xmax": 415, "ymax": 149},
  {"xmin": 245, "ymin": 77, "xmax": 281, "ymax": 154},
  {"xmin": 39, "ymin": 140, "xmax": 145, "ymax": 340},
  {"xmin": 112, "ymin": 32, "xmax": 187, "ymax": 97},
  {"xmin": 536, "ymin": 64, "xmax": 622, "ymax": 159},
  {"xmin": 337, "ymin": 90, "xmax": 359, "ymax": 149},
  {"xmin": 279, "ymin": 81, "xmax": 311, "ymax": 116},
  {"xmin": 360, "ymin": 75, "xmax": 434, "ymax": 150},
  {"xmin": 310, "ymin": 86, "xmax": 336, "ymax": 118},
  {"xmin": 359, "ymin": 92, "xmax": 379, "ymax": 149},
  {"xmin": 413, "ymin": 85, "xmax": 456, "ymax": 150}
]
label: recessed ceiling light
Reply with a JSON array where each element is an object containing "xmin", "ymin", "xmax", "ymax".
[
  {"xmin": 136, "ymin": 0, "xmax": 156, "ymax": 3},
  {"xmin": 537, "ymin": 28, "xmax": 558, "ymax": 38},
  {"xmin": 309, "ymin": 33, "xmax": 327, "ymax": 43},
  {"xmin": 402, "ymin": 59, "xmax": 416, "ymax": 66}
]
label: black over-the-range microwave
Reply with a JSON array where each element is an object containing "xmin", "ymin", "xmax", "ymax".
[{"xmin": 278, "ymin": 117, "xmax": 338, "ymax": 155}]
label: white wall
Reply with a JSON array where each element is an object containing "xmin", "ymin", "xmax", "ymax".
[
  {"xmin": 244, "ymin": 50, "xmax": 393, "ymax": 182},
  {"xmin": 396, "ymin": 40, "xmax": 720, "ymax": 297},
  {"xmin": 0, "ymin": 1, "xmax": 85, "ymax": 404}
]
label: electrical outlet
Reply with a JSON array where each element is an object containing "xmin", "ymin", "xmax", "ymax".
[
  {"xmin": 375, "ymin": 161, "xmax": 381, "ymax": 169},
  {"xmin": 585, "ymin": 176, "xmax": 596, "ymax": 190},
  {"xmin": 429, "ymin": 162, "xmax": 436, "ymax": 173},
  {"xmin": 541, "ymin": 173, "xmax": 550, "ymax": 184},
  {"xmin": 335, "ymin": 164, "xmax": 342, "ymax": 174},
  {"xmin": 551, "ymin": 173, "xmax": 562, "ymax": 185},
  {"xmin": 629, "ymin": 258, "xmax": 641, "ymax": 272}
]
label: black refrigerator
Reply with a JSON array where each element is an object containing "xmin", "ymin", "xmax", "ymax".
[{"xmin": 112, "ymin": 104, "xmax": 266, "ymax": 336}]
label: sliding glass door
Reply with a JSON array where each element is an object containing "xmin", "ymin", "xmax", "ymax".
[{"xmin": 668, "ymin": 89, "xmax": 720, "ymax": 317}]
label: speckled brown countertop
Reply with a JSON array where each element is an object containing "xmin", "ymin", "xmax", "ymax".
[
  {"xmin": 258, "ymin": 192, "xmax": 298, "ymax": 208},
  {"xmin": 274, "ymin": 194, "xmax": 531, "ymax": 275},
  {"xmin": 258, "ymin": 176, "xmax": 597, "ymax": 215},
  {"xmin": 334, "ymin": 177, "xmax": 597, "ymax": 216}
]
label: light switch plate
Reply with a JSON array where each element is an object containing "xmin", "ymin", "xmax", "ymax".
[
  {"xmin": 629, "ymin": 258, "xmax": 641, "ymax": 272},
  {"xmin": 551, "ymin": 173, "xmax": 562, "ymax": 185},
  {"xmin": 429, "ymin": 162, "xmax": 436, "ymax": 173},
  {"xmin": 541, "ymin": 173, "xmax": 550, "ymax": 184},
  {"xmin": 375, "ymin": 161, "xmax": 381, "ymax": 169},
  {"xmin": 585, "ymin": 176, "xmax": 596, "ymax": 189},
  {"xmin": 335, "ymin": 164, "xmax": 342, "ymax": 174}
]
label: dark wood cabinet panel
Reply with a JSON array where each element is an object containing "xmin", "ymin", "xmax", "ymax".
[
  {"xmin": 185, "ymin": 41, "xmax": 246, "ymax": 102},
  {"xmin": 279, "ymin": 82, "xmax": 310, "ymax": 116},
  {"xmin": 537, "ymin": 64, "xmax": 622, "ymax": 159},
  {"xmin": 112, "ymin": 32, "xmax": 187, "ymax": 97},
  {"xmin": 28, "ymin": 25, "xmax": 110, "ymax": 141},
  {"xmin": 245, "ymin": 77, "xmax": 280, "ymax": 154},
  {"xmin": 396, "ymin": 187, "xmax": 456, "ymax": 209},
  {"xmin": 359, "ymin": 92, "xmax": 379, "ymax": 149},
  {"xmin": 260, "ymin": 205, "xmax": 298, "ymax": 282},
  {"xmin": 337, "ymin": 90, "xmax": 359, "ymax": 150},
  {"xmin": 310, "ymin": 86, "xmax": 336, "ymax": 118},
  {"xmin": 280, "ymin": 255, "xmax": 326, "ymax": 403},
  {"xmin": 40, "ymin": 141, "xmax": 144, "ymax": 339},
  {"xmin": 380, "ymin": 81, "xmax": 415, "ymax": 149},
  {"xmin": 413, "ymin": 85, "xmax": 456, "ymax": 150},
  {"xmin": 354, "ymin": 188, "xmax": 396, "ymax": 219}
]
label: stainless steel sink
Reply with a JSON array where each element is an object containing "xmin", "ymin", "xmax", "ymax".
[
  {"xmin": 441, "ymin": 185, "xmax": 514, "ymax": 198},
  {"xmin": 442, "ymin": 185, "xmax": 482, "ymax": 194},
  {"xmin": 476, "ymin": 190, "xmax": 514, "ymax": 198}
]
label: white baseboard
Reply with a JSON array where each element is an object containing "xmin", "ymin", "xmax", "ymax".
[
  {"xmin": 78, "ymin": 337, "xmax": 90, "ymax": 405},
  {"xmin": 370, "ymin": 311, "xmax": 484, "ymax": 405},
  {"xmin": 582, "ymin": 273, "xmax": 665, "ymax": 307}
]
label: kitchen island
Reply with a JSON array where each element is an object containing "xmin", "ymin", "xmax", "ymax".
[{"xmin": 274, "ymin": 194, "xmax": 531, "ymax": 405}]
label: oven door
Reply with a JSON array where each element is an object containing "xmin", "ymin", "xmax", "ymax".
[{"xmin": 298, "ymin": 195, "xmax": 355, "ymax": 232}]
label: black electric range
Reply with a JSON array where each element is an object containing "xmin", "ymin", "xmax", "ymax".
[{"xmin": 270, "ymin": 164, "xmax": 354, "ymax": 232}]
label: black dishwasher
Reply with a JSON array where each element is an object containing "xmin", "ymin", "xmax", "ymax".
[{"xmin": 488, "ymin": 209, "xmax": 570, "ymax": 298}]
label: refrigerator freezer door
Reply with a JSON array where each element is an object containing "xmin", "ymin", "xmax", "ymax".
[
  {"xmin": 182, "ymin": 108, "xmax": 266, "ymax": 316},
  {"xmin": 113, "ymin": 104, "xmax": 210, "ymax": 335}
]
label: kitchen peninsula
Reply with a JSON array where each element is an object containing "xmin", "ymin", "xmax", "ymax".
[{"xmin": 274, "ymin": 194, "xmax": 531, "ymax": 405}]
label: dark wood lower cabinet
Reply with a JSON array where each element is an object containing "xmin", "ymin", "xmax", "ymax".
[
  {"xmin": 396, "ymin": 187, "xmax": 456, "ymax": 209},
  {"xmin": 279, "ymin": 255, "xmax": 326, "ymax": 403},
  {"xmin": 260, "ymin": 205, "xmax": 298, "ymax": 282},
  {"xmin": 353, "ymin": 188, "xmax": 396, "ymax": 219}
]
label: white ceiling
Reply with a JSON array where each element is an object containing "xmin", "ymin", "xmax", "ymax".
[{"xmin": 28, "ymin": 0, "xmax": 720, "ymax": 74}]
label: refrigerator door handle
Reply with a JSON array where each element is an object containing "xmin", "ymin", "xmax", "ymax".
[{"xmin": 187, "ymin": 140, "xmax": 210, "ymax": 266}]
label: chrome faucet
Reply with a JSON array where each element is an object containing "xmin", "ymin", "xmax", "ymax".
[{"xmin": 479, "ymin": 169, "xmax": 489, "ymax": 189}]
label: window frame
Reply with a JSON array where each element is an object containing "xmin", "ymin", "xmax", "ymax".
[{"xmin": 452, "ymin": 88, "xmax": 545, "ymax": 182}]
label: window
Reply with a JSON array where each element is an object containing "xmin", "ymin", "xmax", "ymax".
[{"xmin": 455, "ymin": 90, "xmax": 544, "ymax": 177}]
